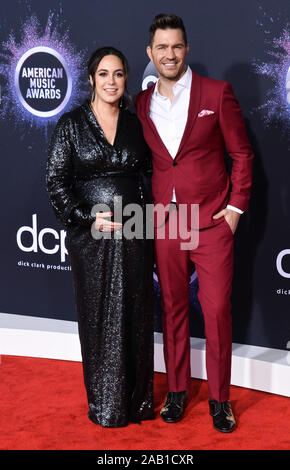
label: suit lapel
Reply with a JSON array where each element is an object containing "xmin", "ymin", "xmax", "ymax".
[
  {"xmin": 144, "ymin": 71, "xmax": 201, "ymax": 160},
  {"xmin": 175, "ymin": 71, "xmax": 201, "ymax": 158},
  {"xmin": 145, "ymin": 83, "xmax": 176, "ymax": 161}
]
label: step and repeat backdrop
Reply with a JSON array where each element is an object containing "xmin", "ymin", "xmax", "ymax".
[{"xmin": 0, "ymin": 0, "xmax": 289, "ymax": 352}]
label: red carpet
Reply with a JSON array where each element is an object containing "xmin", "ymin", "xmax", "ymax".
[{"xmin": 1, "ymin": 355, "xmax": 289, "ymax": 450}]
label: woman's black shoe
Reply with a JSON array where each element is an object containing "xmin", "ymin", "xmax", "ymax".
[
  {"xmin": 160, "ymin": 391, "xmax": 188, "ymax": 423},
  {"xmin": 209, "ymin": 400, "xmax": 236, "ymax": 433}
]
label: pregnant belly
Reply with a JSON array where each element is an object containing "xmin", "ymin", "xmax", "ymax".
[{"xmin": 73, "ymin": 176, "xmax": 145, "ymax": 222}]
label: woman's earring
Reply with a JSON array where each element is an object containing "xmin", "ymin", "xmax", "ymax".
[
  {"xmin": 91, "ymin": 89, "xmax": 95, "ymax": 103},
  {"xmin": 119, "ymin": 97, "xmax": 123, "ymax": 108}
]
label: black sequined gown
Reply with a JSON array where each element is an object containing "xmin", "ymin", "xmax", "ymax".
[{"xmin": 46, "ymin": 100, "xmax": 154, "ymax": 427}]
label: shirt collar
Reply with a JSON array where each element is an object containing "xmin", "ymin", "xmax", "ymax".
[{"xmin": 153, "ymin": 65, "xmax": 192, "ymax": 99}]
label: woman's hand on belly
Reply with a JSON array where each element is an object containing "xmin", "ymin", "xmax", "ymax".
[{"xmin": 94, "ymin": 212, "xmax": 123, "ymax": 232}]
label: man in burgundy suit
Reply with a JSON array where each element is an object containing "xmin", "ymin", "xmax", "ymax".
[{"xmin": 135, "ymin": 14, "xmax": 253, "ymax": 432}]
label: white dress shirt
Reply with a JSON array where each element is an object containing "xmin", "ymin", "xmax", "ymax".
[{"xmin": 149, "ymin": 66, "xmax": 243, "ymax": 214}]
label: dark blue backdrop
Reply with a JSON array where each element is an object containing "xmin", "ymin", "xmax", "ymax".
[{"xmin": 0, "ymin": 0, "xmax": 289, "ymax": 351}]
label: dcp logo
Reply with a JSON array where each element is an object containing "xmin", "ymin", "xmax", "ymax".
[
  {"xmin": 276, "ymin": 249, "xmax": 290, "ymax": 278},
  {"xmin": 15, "ymin": 46, "xmax": 72, "ymax": 117},
  {"xmin": 16, "ymin": 214, "xmax": 67, "ymax": 262}
]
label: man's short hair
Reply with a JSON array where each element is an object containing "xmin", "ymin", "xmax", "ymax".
[{"xmin": 149, "ymin": 13, "xmax": 188, "ymax": 46}]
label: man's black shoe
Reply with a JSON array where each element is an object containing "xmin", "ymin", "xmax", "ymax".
[
  {"xmin": 160, "ymin": 391, "xmax": 188, "ymax": 423},
  {"xmin": 209, "ymin": 400, "xmax": 236, "ymax": 433}
]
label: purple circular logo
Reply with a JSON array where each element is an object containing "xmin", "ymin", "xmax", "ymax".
[{"xmin": 15, "ymin": 46, "xmax": 72, "ymax": 117}]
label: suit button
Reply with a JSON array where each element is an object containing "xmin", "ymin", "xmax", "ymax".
[{"xmin": 173, "ymin": 161, "xmax": 178, "ymax": 166}]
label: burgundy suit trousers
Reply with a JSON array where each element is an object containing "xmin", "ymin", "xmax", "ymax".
[{"xmin": 154, "ymin": 206, "xmax": 234, "ymax": 402}]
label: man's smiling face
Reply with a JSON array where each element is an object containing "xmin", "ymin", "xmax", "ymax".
[{"xmin": 147, "ymin": 28, "xmax": 189, "ymax": 82}]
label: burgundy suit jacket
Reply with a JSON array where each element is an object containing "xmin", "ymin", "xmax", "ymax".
[{"xmin": 135, "ymin": 71, "xmax": 254, "ymax": 229}]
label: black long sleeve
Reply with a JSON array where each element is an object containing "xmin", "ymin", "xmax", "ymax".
[{"xmin": 46, "ymin": 114, "xmax": 95, "ymax": 228}]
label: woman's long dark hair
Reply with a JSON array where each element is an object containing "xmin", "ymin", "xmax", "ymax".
[{"xmin": 88, "ymin": 46, "xmax": 132, "ymax": 107}]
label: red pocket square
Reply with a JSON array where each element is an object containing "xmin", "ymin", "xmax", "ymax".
[{"xmin": 198, "ymin": 109, "xmax": 215, "ymax": 117}]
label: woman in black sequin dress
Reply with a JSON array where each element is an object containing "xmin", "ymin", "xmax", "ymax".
[{"xmin": 46, "ymin": 47, "xmax": 154, "ymax": 427}]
